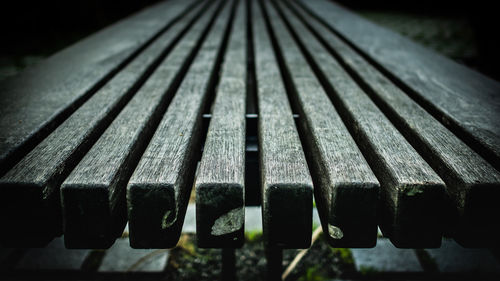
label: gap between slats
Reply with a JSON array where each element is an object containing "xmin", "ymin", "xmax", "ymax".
[
  {"xmin": 0, "ymin": 0, "xmax": 203, "ymax": 177},
  {"xmin": 290, "ymin": 0, "xmax": 500, "ymax": 172}
]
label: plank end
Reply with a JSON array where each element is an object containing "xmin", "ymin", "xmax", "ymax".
[
  {"xmin": 127, "ymin": 182, "xmax": 181, "ymax": 249},
  {"xmin": 196, "ymin": 182, "xmax": 244, "ymax": 248},
  {"xmin": 263, "ymin": 183, "xmax": 313, "ymax": 249},
  {"xmin": 381, "ymin": 182, "xmax": 445, "ymax": 248},
  {"xmin": 324, "ymin": 182, "xmax": 379, "ymax": 248}
]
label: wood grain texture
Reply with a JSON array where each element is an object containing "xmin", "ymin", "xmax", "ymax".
[
  {"xmin": 127, "ymin": 0, "xmax": 233, "ymax": 249},
  {"xmin": 0, "ymin": 0, "xmax": 202, "ymax": 247},
  {"xmin": 289, "ymin": 0, "xmax": 500, "ymax": 247},
  {"xmin": 59, "ymin": 1, "xmax": 212, "ymax": 249},
  {"xmin": 286, "ymin": 0, "xmax": 446, "ymax": 248},
  {"xmin": 266, "ymin": 0, "xmax": 379, "ymax": 248},
  {"xmin": 195, "ymin": 0, "xmax": 246, "ymax": 248},
  {"xmin": 0, "ymin": 0, "xmax": 199, "ymax": 175},
  {"xmin": 297, "ymin": 0, "xmax": 500, "ymax": 170},
  {"xmin": 3, "ymin": 0, "xmax": 496, "ymax": 250},
  {"xmin": 297, "ymin": 10, "xmax": 500, "ymax": 247},
  {"xmin": 253, "ymin": 0, "xmax": 313, "ymax": 249}
]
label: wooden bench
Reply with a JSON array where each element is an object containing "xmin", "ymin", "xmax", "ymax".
[{"xmin": 1, "ymin": 0, "xmax": 499, "ymax": 278}]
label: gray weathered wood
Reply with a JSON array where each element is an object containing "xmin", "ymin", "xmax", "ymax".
[
  {"xmin": 127, "ymin": 0, "xmax": 233, "ymax": 249},
  {"xmin": 195, "ymin": 0, "xmax": 246, "ymax": 248},
  {"xmin": 0, "ymin": 0, "xmax": 198, "ymax": 175},
  {"xmin": 252, "ymin": 0, "xmax": 313, "ymax": 249},
  {"xmin": 287, "ymin": 0, "xmax": 500, "ymax": 247},
  {"xmin": 288, "ymin": 0, "xmax": 500, "ymax": 247},
  {"xmin": 297, "ymin": 0, "xmax": 500, "ymax": 170},
  {"xmin": 59, "ymin": 1, "xmax": 213, "ymax": 249},
  {"xmin": 0, "ymin": 0, "xmax": 204, "ymax": 247},
  {"xmin": 284, "ymin": 0, "xmax": 446, "ymax": 248},
  {"xmin": 264, "ymin": 0, "xmax": 379, "ymax": 248},
  {"xmin": 4, "ymin": 0, "xmax": 497, "ymax": 251}
]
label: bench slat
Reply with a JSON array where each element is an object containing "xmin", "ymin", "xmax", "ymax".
[
  {"xmin": 289, "ymin": 1, "xmax": 500, "ymax": 247},
  {"xmin": 195, "ymin": 0, "xmax": 247, "ymax": 248},
  {"xmin": 0, "ymin": 0, "xmax": 198, "ymax": 175},
  {"xmin": 59, "ymin": 1, "xmax": 212, "ymax": 249},
  {"xmin": 127, "ymin": 0, "xmax": 233, "ymax": 249},
  {"xmin": 286, "ymin": 0, "xmax": 446, "ymax": 248},
  {"xmin": 297, "ymin": 0, "xmax": 500, "ymax": 170},
  {"xmin": 1, "ymin": 0, "xmax": 497, "ymax": 251},
  {"xmin": 253, "ymin": 0, "xmax": 313, "ymax": 249},
  {"xmin": 0, "ymin": 0, "xmax": 204, "ymax": 248},
  {"xmin": 265, "ymin": 0, "xmax": 379, "ymax": 248}
]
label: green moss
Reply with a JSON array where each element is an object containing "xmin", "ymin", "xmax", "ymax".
[
  {"xmin": 298, "ymin": 265, "xmax": 327, "ymax": 281},
  {"xmin": 312, "ymin": 222, "xmax": 320, "ymax": 231},
  {"xmin": 245, "ymin": 230, "xmax": 263, "ymax": 243},
  {"xmin": 359, "ymin": 265, "xmax": 379, "ymax": 275},
  {"xmin": 331, "ymin": 248, "xmax": 354, "ymax": 266},
  {"xmin": 177, "ymin": 234, "xmax": 197, "ymax": 256},
  {"xmin": 405, "ymin": 187, "xmax": 424, "ymax": 196}
]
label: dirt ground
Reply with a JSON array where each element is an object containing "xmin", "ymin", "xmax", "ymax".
[{"xmin": 164, "ymin": 231, "xmax": 356, "ymax": 281}]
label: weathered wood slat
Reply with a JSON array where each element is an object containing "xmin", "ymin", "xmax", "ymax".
[
  {"xmin": 252, "ymin": 0, "xmax": 313, "ymax": 249},
  {"xmin": 0, "ymin": 0, "xmax": 204, "ymax": 248},
  {"xmin": 264, "ymin": 0, "xmax": 379, "ymax": 248},
  {"xmin": 286, "ymin": 0, "xmax": 500, "ymax": 247},
  {"xmin": 195, "ymin": 0, "xmax": 246, "ymax": 248},
  {"xmin": 0, "ymin": 0, "xmax": 199, "ymax": 175},
  {"xmin": 284, "ymin": 0, "xmax": 446, "ymax": 248},
  {"xmin": 297, "ymin": 0, "xmax": 500, "ymax": 170},
  {"xmin": 2, "ymin": 0, "xmax": 497, "ymax": 251},
  {"xmin": 59, "ymin": 1, "xmax": 213, "ymax": 249},
  {"xmin": 127, "ymin": 0, "xmax": 233, "ymax": 249}
]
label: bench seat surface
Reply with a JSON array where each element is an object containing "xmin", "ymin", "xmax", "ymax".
[{"xmin": 1, "ymin": 0, "xmax": 499, "ymax": 249}]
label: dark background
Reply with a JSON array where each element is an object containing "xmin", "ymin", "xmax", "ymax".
[
  {"xmin": 0, "ymin": 0, "xmax": 160, "ymax": 56},
  {"xmin": 336, "ymin": 0, "xmax": 500, "ymax": 81},
  {"xmin": 0, "ymin": 0, "xmax": 499, "ymax": 81}
]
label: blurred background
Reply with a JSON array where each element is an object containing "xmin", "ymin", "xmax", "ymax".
[
  {"xmin": 336, "ymin": 0, "xmax": 500, "ymax": 81},
  {"xmin": 0, "ymin": 0, "xmax": 161, "ymax": 81},
  {"xmin": 1, "ymin": 0, "xmax": 499, "ymax": 81}
]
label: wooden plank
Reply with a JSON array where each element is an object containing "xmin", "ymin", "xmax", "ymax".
[
  {"xmin": 126, "ymin": 0, "xmax": 234, "ymax": 249},
  {"xmin": 59, "ymin": 1, "xmax": 215, "ymax": 249},
  {"xmin": 296, "ymin": 0, "xmax": 500, "ymax": 170},
  {"xmin": 263, "ymin": 0, "xmax": 379, "ymax": 248},
  {"xmin": 0, "ymin": 0, "xmax": 199, "ymax": 175},
  {"xmin": 0, "ymin": 0, "xmax": 205, "ymax": 247},
  {"xmin": 283, "ymin": 0, "xmax": 446, "ymax": 248},
  {"xmin": 195, "ymin": 0, "xmax": 247, "ymax": 248},
  {"xmin": 252, "ymin": 0, "xmax": 313, "ymax": 249},
  {"xmin": 286, "ymin": 0, "xmax": 500, "ymax": 247}
]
